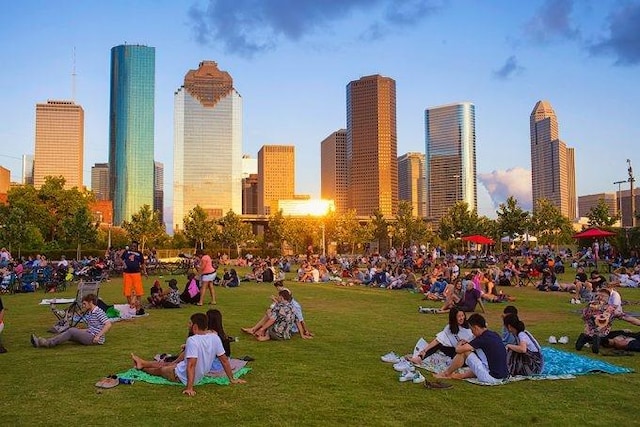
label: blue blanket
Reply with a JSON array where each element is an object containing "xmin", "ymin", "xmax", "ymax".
[{"xmin": 540, "ymin": 346, "xmax": 633, "ymax": 376}]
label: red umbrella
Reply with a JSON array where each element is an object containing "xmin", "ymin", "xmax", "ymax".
[
  {"xmin": 572, "ymin": 228, "xmax": 616, "ymax": 239},
  {"xmin": 462, "ymin": 235, "xmax": 495, "ymax": 245}
]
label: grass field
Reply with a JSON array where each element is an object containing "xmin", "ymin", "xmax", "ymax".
[{"xmin": 1, "ymin": 270, "xmax": 639, "ymax": 426}]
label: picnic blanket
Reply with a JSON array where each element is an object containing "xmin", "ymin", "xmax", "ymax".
[
  {"xmin": 417, "ymin": 346, "xmax": 632, "ymax": 386},
  {"xmin": 117, "ymin": 360, "xmax": 251, "ymax": 386}
]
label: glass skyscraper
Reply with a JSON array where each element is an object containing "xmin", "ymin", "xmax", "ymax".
[
  {"xmin": 173, "ymin": 61, "xmax": 242, "ymax": 230},
  {"xmin": 109, "ymin": 44, "xmax": 155, "ymax": 225},
  {"xmin": 424, "ymin": 102, "xmax": 477, "ymax": 223}
]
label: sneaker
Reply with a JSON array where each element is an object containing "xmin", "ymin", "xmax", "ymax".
[
  {"xmin": 558, "ymin": 336, "xmax": 569, "ymax": 344},
  {"xmin": 412, "ymin": 372, "xmax": 426, "ymax": 384},
  {"xmin": 399, "ymin": 370, "xmax": 417, "ymax": 382},
  {"xmin": 381, "ymin": 351, "xmax": 400, "ymax": 363},
  {"xmin": 418, "ymin": 306, "xmax": 427, "ymax": 313},
  {"xmin": 30, "ymin": 334, "xmax": 39, "ymax": 348},
  {"xmin": 548, "ymin": 336, "xmax": 557, "ymax": 344},
  {"xmin": 570, "ymin": 298, "xmax": 576, "ymax": 304},
  {"xmin": 393, "ymin": 359, "xmax": 414, "ymax": 372},
  {"xmin": 574, "ymin": 299, "xmax": 581, "ymax": 304}
]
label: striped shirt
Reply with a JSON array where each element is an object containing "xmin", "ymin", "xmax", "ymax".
[{"xmin": 86, "ymin": 306, "xmax": 110, "ymax": 344}]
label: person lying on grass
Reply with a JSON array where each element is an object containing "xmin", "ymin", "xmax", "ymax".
[
  {"xmin": 131, "ymin": 312, "xmax": 245, "ymax": 396},
  {"xmin": 409, "ymin": 307, "xmax": 473, "ymax": 365},
  {"xmin": 242, "ymin": 286, "xmax": 311, "ymax": 341},
  {"xmin": 434, "ymin": 313, "xmax": 509, "ymax": 384},
  {"xmin": 601, "ymin": 330, "xmax": 640, "ymax": 352}
]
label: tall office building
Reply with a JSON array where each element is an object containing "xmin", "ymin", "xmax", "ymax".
[
  {"xmin": 173, "ymin": 61, "xmax": 242, "ymax": 230},
  {"xmin": 91, "ymin": 163, "xmax": 110, "ymax": 201},
  {"xmin": 530, "ymin": 100, "xmax": 577, "ymax": 219},
  {"xmin": 154, "ymin": 161, "xmax": 164, "ymax": 223},
  {"xmin": 577, "ymin": 193, "xmax": 616, "ymax": 219},
  {"xmin": 109, "ymin": 44, "xmax": 155, "ymax": 225},
  {"xmin": 424, "ymin": 102, "xmax": 477, "ymax": 223},
  {"xmin": 257, "ymin": 145, "xmax": 295, "ymax": 215},
  {"xmin": 34, "ymin": 100, "xmax": 84, "ymax": 189},
  {"xmin": 398, "ymin": 152, "xmax": 427, "ymax": 218},
  {"xmin": 242, "ymin": 173, "xmax": 259, "ymax": 215},
  {"xmin": 22, "ymin": 154, "xmax": 34, "ymax": 185},
  {"xmin": 320, "ymin": 129, "xmax": 347, "ymax": 213},
  {"xmin": 0, "ymin": 166, "xmax": 9, "ymax": 204},
  {"xmin": 346, "ymin": 75, "xmax": 397, "ymax": 217}
]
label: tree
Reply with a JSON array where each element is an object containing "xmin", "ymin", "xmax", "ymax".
[
  {"xmin": 183, "ymin": 205, "xmax": 216, "ymax": 250},
  {"xmin": 121, "ymin": 205, "xmax": 167, "ymax": 252},
  {"xmin": 369, "ymin": 209, "xmax": 389, "ymax": 252},
  {"xmin": 530, "ymin": 199, "xmax": 574, "ymax": 246},
  {"xmin": 586, "ymin": 199, "xmax": 617, "ymax": 227},
  {"xmin": 266, "ymin": 210, "xmax": 287, "ymax": 254},
  {"xmin": 0, "ymin": 205, "xmax": 44, "ymax": 255},
  {"xmin": 217, "ymin": 210, "xmax": 253, "ymax": 257},
  {"xmin": 62, "ymin": 206, "xmax": 98, "ymax": 260},
  {"xmin": 333, "ymin": 209, "xmax": 366, "ymax": 254},
  {"xmin": 438, "ymin": 201, "xmax": 483, "ymax": 241},
  {"xmin": 495, "ymin": 196, "xmax": 530, "ymax": 239},
  {"xmin": 395, "ymin": 200, "xmax": 432, "ymax": 248}
]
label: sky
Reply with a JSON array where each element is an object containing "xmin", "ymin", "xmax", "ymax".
[{"xmin": 1, "ymin": 0, "xmax": 639, "ymax": 228}]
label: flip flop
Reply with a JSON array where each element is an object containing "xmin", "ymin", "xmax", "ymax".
[
  {"xmin": 424, "ymin": 380, "xmax": 453, "ymax": 389},
  {"xmin": 95, "ymin": 377, "xmax": 119, "ymax": 389}
]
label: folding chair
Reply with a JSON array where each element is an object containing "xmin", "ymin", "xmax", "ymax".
[{"xmin": 50, "ymin": 280, "xmax": 101, "ymax": 331}]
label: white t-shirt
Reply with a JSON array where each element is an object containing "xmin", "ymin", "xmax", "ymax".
[
  {"xmin": 435, "ymin": 325, "xmax": 474, "ymax": 347},
  {"xmin": 517, "ymin": 331, "xmax": 541, "ymax": 353},
  {"xmin": 175, "ymin": 333, "xmax": 225, "ymax": 385}
]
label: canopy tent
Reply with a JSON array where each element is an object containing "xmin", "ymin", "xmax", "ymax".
[
  {"xmin": 572, "ymin": 228, "xmax": 616, "ymax": 239},
  {"xmin": 514, "ymin": 233, "xmax": 537, "ymax": 242},
  {"xmin": 462, "ymin": 235, "xmax": 495, "ymax": 245}
]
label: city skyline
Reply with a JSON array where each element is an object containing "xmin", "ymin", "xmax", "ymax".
[{"xmin": 1, "ymin": 1, "xmax": 639, "ymax": 226}]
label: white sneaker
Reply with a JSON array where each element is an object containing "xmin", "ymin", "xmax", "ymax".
[
  {"xmin": 574, "ymin": 299, "xmax": 581, "ymax": 304},
  {"xmin": 548, "ymin": 336, "xmax": 558, "ymax": 344},
  {"xmin": 570, "ymin": 298, "xmax": 576, "ymax": 304},
  {"xmin": 412, "ymin": 372, "xmax": 426, "ymax": 384},
  {"xmin": 393, "ymin": 359, "xmax": 414, "ymax": 372},
  {"xmin": 558, "ymin": 336, "xmax": 569, "ymax": 344},
  {"xmin": 399, "ymin": 370, "xmax": 417, "ymax": 382},
  {"xmin": 381, "ymin": 352, "xmax": 400, "ymax": 363}
]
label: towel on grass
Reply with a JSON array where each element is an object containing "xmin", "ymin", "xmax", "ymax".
[
  {"xmin": 118, "ymin": 363, "xmax": 251, "ymax": 386},
  {"xmin": 417, "ymin": 346, "xmax": 632, "ymax": 386}
]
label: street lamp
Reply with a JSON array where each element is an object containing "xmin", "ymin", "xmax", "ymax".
[
  {"xmin": 628, "ymin": 159, "xmax": 636, "ymax": 228},
  {"xmin": 614, "ymin": 180, "xmax": 626, "ymax": 226}
]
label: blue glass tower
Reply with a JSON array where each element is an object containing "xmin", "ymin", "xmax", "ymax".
[
  {"xmin": 424, "ymin": 102, "xmax": 476, "ymax": 223},
  {"xmin": 109, "ymin": 44, "xmax": 155, "ymax": 225}
]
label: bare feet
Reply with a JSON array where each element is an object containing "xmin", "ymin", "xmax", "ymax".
[
  {"xmin": 131, "ymin": 353, "xmax": 143, "ymax": 369},
  {"xmin": 241, "ymin": 327, "xmax": 254, "ymax": 335},
  {"xmin": 433, "ymin": 372, "xmax": 450, "ymax": 379}
]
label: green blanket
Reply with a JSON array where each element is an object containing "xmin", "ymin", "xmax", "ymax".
[{"xmin": 117, "ymin": 367, "xmax": 251, "ymax": 386}]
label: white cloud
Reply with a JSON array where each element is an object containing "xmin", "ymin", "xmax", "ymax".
[{"xmin": 478, "ymin": 167, "xmax": 532, "ymax": 211}]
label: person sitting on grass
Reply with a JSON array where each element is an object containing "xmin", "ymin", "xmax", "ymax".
[
  {"xmin": 434, "ymin": 313, "xmax": 509, "ymax": 384},
  {"xmin": 501, "ymin": 305, "xmax": 518, "ymax": 345},
  {"xmin": 147, "ymin": 280, "xmax": 164, "ymax": 308},
  {"xmin": 437, "ymin": 279, "xmax": 485, "ymax": 314},
  {"xmin": 179, "ymin": 273, "xmax": 201, "ymax": 305},
  {"xmin": 160, "ymin": 280, "xmax": 181, "ymax": 308},
  {"xmin": 576, "ymin": 288, "xmax": 620, "ymax": 354},
  {"xmin": 410, "ymin": 307, "xmax": 473, "ymax": 364},
  {"xmin": 131, "ymin": 312, "xmax": 245, "ymax": 396},
  {"xmin": 0, "ymin": 296, "xmax": 6, "ymax": 353},
  {"xmin": 31, "ymin": 294, "xmax": 111, "ymax": 348},
  {"xmin": 503, "ymin": 314, "xmax": 543, "ymax": 376},
  {"xmin": 241, "ymin": 288, "xmax": 297, "ymax": 341}
]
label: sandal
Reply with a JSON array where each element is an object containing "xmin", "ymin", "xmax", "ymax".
[
  {"xmin": 424, "ymin": 380, "xmax": 453, "ymax": 389},
  {"xmin": 95, "ymin": 377, "xmax": 119, "ymax": 388}
]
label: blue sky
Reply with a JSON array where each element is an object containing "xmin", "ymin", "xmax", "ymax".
[{"xmin": 1, "ymin": 0, "xmax": 639, "ymax": 227}]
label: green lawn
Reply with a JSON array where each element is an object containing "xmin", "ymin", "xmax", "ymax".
[{"xmin": 1, "ymin": 272, "xmax": 639, "ymax": 426}]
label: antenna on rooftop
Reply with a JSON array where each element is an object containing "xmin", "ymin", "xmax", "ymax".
[{"xmin": 71, "ymin": 46, "xmax": 77, "ymax": 102}]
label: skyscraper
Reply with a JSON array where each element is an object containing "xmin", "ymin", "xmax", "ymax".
[
  {"xmin": 109, "ymin": 44, "xmax": 155, "ymax": 225},
  {"xmin": 257, "ymin": 145, "xmax": 295, "ymax": 215},
  {"xmin": 346, "ymin": 75, "xmax": 397, "ymax": 217},
  {"xmin": 530, "ymin": 100, "xmax": 576, "ymax": 219},
  {"xmin": 424, "ymin": 102, "xmax": 477, "ymax": 223},
  {"xmin": 34, "ymin": 100, "xmax": 84, "ymax": 189},
  {"xmin": 154, "ymin": 161, "xmax": 164, "ymax": 223},
  {"xmin": 22, "ymin": 154, "xmax": 34, "ymax": 185},
  {"xmin": 173, "ymin": 61, "xmax": 242, "ymax": 230},
  {"xmin": 91, "ymin": 163, "xmax": 110, "ymax": 201},
  {"xmin": 320, "ymin": 129, "xmax": 347, "ymax": 213},
  {"xmin": 398, "ymin": 152, "xmax": 427, "ymax": 218}
]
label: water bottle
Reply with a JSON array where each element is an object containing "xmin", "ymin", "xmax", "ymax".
[{"xmin": 118, "ymin": 378, "xmax": 134, "ymax": 385}]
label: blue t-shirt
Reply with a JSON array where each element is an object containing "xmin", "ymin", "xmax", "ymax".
[
  {"xmin": 121, "ymin": 250, "xmax": 144, "ymax": 273},
  {"xmin": 470, "ymin": 329, "xmax": 509, "ymax": 379}
]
